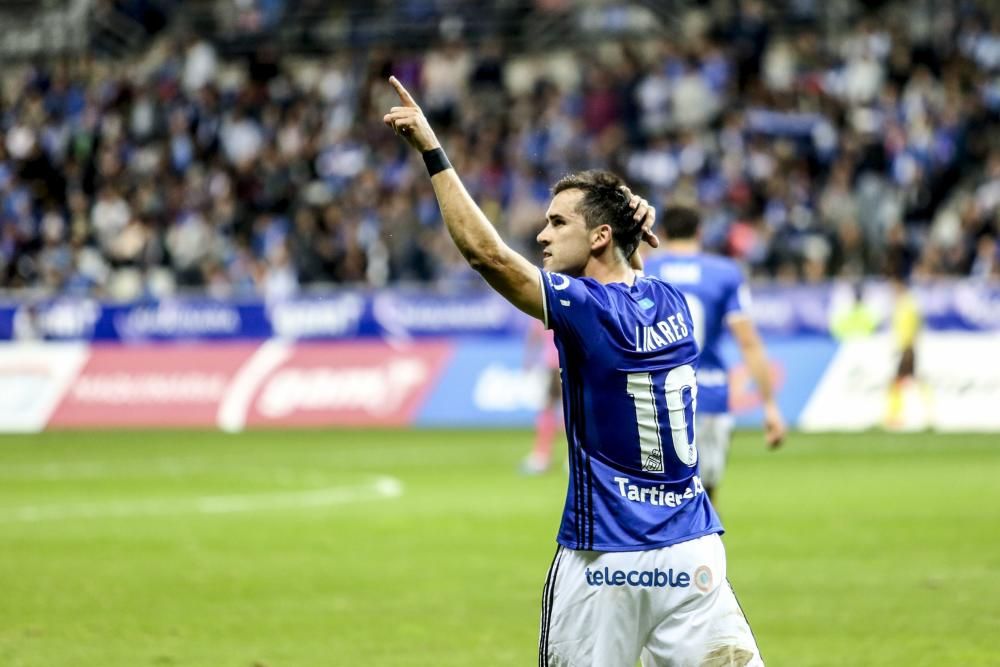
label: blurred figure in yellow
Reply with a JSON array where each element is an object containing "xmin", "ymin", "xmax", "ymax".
[
  {"xmin": 830, "ymin": 282, "xmax": 879, "ymax": 341},
  {"xmin": 885, "ymin": 270, "xmax": 924, "ymax": 429}
]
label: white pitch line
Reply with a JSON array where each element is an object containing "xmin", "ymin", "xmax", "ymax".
[
  {"xmin": 0, "ymin": 476, "xmax": 403, "ymax": 523},
  {"xmin": 0, "ymin": 459, "xmax": 358, "ymax": 484},
  {"xmin": 0, "ymin": 458, "xmax": 213, "ymax": 480}
]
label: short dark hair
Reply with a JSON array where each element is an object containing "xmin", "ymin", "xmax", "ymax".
[
  {"xmin": 551, "ymin": 170, "xmax": 643, "ymax": 259},
  {"xmin": 660, "ymin": 206, "xmax": 701, "ymax": 240}
]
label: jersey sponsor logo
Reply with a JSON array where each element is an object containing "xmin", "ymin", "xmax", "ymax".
[
  {"xmin": 585, "ymin": 567, "xmax": 691, "ymax": 588},
  {"xmin": 613, "ymin": 475, "xmax": 705, "ymax": 508},
  {"xmin": 634, "ymin": 312, "xmax": 690, "ymax": 352}
]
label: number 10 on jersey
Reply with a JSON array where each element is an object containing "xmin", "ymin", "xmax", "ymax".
[{"xmin": 627, "ymin": 365, "xmax": 698, "ymax": 472}]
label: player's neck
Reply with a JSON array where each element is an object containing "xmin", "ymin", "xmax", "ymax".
[
  {"xmin": 584, "ymin": 256, "xmax": 636, "ymax": 286},
  {"xmin": 663, "ymin": 239, "xmax": 701, "ymax": 255}
]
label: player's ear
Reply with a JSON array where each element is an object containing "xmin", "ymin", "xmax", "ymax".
[{"xmin": 590, "ymin": 224, "xmax": 612, "ymax": 252}]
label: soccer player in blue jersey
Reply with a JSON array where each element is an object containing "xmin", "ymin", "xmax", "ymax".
[
  {"xmin": 642, "ymin": 207, "xmax": 785, "ymax": 505},
  {"xmin": 384, "ymin": 77, "xmax": 763, "ymax": 666}
]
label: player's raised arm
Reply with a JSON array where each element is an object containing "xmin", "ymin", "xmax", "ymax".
[{"xmin": 383, "ymin": 76, "xmax": 543, "ymax": 321}]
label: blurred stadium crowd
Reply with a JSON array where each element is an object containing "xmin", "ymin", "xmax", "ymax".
[{"xmin": 0, "ymin": 0, "xmax": 997, "ymax": 299}]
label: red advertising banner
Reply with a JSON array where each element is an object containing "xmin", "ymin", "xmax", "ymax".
[
  {"xmin": 46, "ymin": 341, "xmax": 454, "ymax": 429},
  {"xmin": 237, "ymin": 341, "xmax": 453, "ymax": 428},
  {"xmin": 48, "ymin": 343, "xmax": 259, "ymax": 428}
]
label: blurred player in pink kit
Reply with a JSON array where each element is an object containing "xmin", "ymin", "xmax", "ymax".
[{"xmin": 520, "ymin": 318, "xmax": 562, "ymax": 475}]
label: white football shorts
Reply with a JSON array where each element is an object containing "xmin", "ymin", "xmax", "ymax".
[
  {"xmin": 696, "ymin": 413, "xmax": 734, "ymax": 489},
  {"xmin": 538, "ymin": 533, "xmax": 762, "ymax": 667}
]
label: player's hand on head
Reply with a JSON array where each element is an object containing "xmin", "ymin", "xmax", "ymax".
[
  {"xmin": 618, "ymin": 185, "xmax": 658, "ymax": 248},
  {"xmin": 383, "ymin": 76, "xmax": 441, "ymax": 153}
]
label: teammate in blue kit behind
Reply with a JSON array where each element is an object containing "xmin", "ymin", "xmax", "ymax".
[
  {"xmin": 643, "ymin": 206, "xmax": 786, "ymax": 506},
  {"xmin": 384, "ymin": 76, "xmax": 764, "ymax": 667}
]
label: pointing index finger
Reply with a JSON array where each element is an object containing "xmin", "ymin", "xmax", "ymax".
[{"xmin": 389, "ymin": 76, "xmax": 418, "ymax": 108}]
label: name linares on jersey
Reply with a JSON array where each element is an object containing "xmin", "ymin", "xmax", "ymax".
[{"xmin": 634, "ymin": 311, "xmax": 690, "ymax": 353}]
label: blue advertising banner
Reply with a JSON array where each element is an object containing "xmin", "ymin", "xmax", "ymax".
[
  {"xmin": 417, "ymin": 339, "xmax": 546, "ymax": 428},
  {"xmin": 366, "ymin": 290, "xmax": 529, "ymax": 339},
  {"xmin": 752, "ymin": 281, "xmax": 1000, "ymax": 335},
  {"xmin": 1, "ymin": 281, "xmax": 997, "ymax": 342},
  {"xmin": 98, "ymin": 301, "xmax": 268, "ymax": 341},
  {"xmin": 0, "ymin": 292, "xmax": 527, "ymax": 341},
  {"xmin": 415, "ymin": 336, "xmax": 837, "ymax": 429}
]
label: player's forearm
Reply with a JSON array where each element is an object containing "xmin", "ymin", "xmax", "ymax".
[
  {"xmin": 430, "ymin": 169, "xmax": 508, "ymax": 271},
  {"xmin": 741, "ymin": 337, "xmax": 776, "ymax": 404},
  {"xmin": 383, "ymin": 78, "xmax": 541, "ymax": 319},
  {"xmin": 429, "ymin": 168, "xmax": 543, "ymax": 319}
]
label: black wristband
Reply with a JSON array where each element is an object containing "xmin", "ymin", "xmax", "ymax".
[{"xmin": 422, "ymin": 147, "xmax": 452, "ymax": 176}]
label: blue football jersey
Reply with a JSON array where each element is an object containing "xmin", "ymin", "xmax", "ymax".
[
  {"xmin": 642, "ymin": 252, "xmax": 750, "ymax": 414},
  {"xmin": 541, "ymin": 270, "xmax": 722, "ymax": 552}
]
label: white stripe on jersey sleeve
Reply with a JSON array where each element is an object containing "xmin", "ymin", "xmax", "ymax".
[{"xmin": 538, "ymin": 269, "xmax": 550, "ymax": 330}]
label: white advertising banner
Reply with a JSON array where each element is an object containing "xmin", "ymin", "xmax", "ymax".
[
  {"xmin": 799, "ymin": 333, "xmax": 1000, "ymax": 432},
  {"xmin": 0, "ymin": 343, "xmax": 90, "ymax": 432}
]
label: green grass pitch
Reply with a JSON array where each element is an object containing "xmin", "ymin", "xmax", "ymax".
[{"xmin": 1, "ymin": 429, "xmax": 998, "ymax": 666}]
